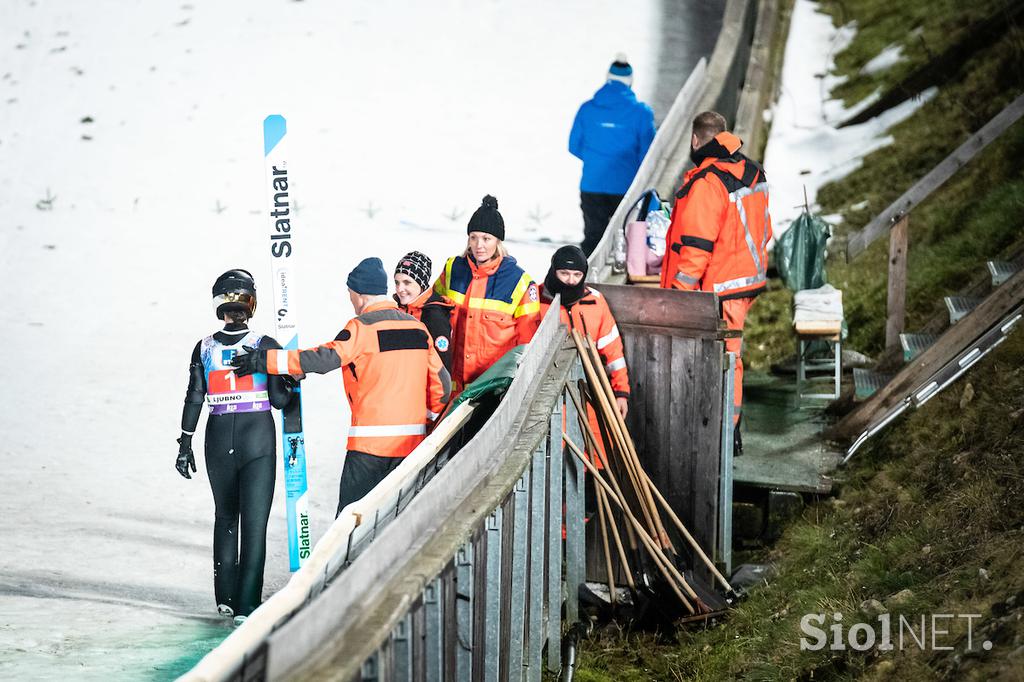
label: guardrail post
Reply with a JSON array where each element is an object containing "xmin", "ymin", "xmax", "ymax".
[
  {"xmin": 392, "ymin": 614, "xmax": 412, "ymax": 682},
  {"xmin": 423, "ymin": 578, "xmax": 443, "ymax": 682},
  {"xmin": 483, "ymin": 509, "xmax": 503, "ymax": 682},
  {"xmin": 546, "ymin": 397, "xmax": 564, "ymax": 672},
  {"xmin": 360, "ymin": 651, "xmax": 379, "ymax": 682},
  {"xmin": 507, "ymin": 472, "xmax": 530, "ymax": 682},
  {"xmin": 455, "ymin": 542, "xmax": 474, "ymax": 681},
  {"xmin": 718, "ymin": 351, "xmax": 736, "ymax": 577},
  {"xmin": 526, "ymin": 442, "xmax": 547, "ymax": 681},
  {"xmin": 563, "ymin": 368, "xmax": 585, "ymax": 627}
]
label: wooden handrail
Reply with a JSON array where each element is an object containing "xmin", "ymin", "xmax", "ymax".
[{"xmin": 846, "ymin": 93, "xmax": 1024, "ymax": 261}]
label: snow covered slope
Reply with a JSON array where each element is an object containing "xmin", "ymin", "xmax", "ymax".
[{"xmin": 0, "ymin": 0, "xmax": 668, "ymax": 678}]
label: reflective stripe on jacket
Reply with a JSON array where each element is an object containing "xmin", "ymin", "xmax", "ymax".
[
  {"xmin": 266, "ymin": 301, "xmax": 451, "ymax": 458},
  {"xmin": 660, "ymin": 132, "xmax": 773, "ymax": 299},
  {"xmin": 434, "ymin": 254, "xmax": 541, "ymax": 387}
]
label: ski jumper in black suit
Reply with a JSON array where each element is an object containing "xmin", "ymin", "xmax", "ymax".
[{"xmin": 180, "ymin": 323, "xmax": 292, "ymax": 617}]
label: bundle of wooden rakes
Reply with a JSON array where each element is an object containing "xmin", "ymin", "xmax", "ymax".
[{"xmin": 563, "ymin": 330, "xmax": 735, "ymax": 618}]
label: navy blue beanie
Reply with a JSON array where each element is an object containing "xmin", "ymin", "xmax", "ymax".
[{"xmin": 347, "ymin": 257, "xmax": 388, "ymax": 295}]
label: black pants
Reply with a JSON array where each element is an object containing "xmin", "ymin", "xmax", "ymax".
[
  {"xmin": 337, "ymin": 450, "xmax": 403, "ymax": 516},
  {"xmin": 580, "ymin": 191, "xmax": 624, "ymax": 257},
  {"xmin": 205, "ymin": 412, "xmax": 276, "ymax": 617}
]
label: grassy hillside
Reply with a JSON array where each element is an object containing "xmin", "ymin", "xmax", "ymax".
[
  {"xmin": 574, "ymin": 291, "xmax": 1024, "ymax": 682},
  {"xmin": 744, "ymin": 0, "xmax": 1024, "ymax": 371},
  {"xmin": 574, "ymin": 0, "xmax": 1024, "ymax": 679}
]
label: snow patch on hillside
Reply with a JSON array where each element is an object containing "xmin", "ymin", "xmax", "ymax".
[{"xmin": 764, "ymin": 0, "xmax": 933, "ymax": 237}]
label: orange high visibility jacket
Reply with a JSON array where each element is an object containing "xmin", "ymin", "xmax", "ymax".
[
  {"xmin": 540, "ymin": 285, "xmax": 628, "ymax": 469},
  {"xmin": 660, "ymin": 132, "xmax": 773, "ymax": 299},
  {"xmin": 433, "ymin": 254, "xmax": 541, "ymax": 388},
  {"xmin": 265, "ymin": 300, "xmax": 451, "ymax": 458},
  {"xmin": 538, "ymin": 285, "xmax": 630, "ymax": 397}
]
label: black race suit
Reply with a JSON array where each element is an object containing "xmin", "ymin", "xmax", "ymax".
[{"xmin": 180, "ymin": 323, "xmax": 292, "ymax": 616}]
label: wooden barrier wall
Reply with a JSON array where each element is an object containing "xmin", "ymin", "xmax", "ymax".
[{"xmin": 590, "ymin": 284, "xmax": 726, "ymax": 586}]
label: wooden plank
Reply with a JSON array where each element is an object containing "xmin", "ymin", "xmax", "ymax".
[
  {"xmin": 651, "ymin": 334, "xmax": 673, "ymax": 518},
  {"xmin": 829, "ymin": 267, "xmax": 1024, "ymax": 440},
  {"xmin": 669, "ymin": 336, "xmax": 696, "ymax": 553},
  {"xmin": 693, "ymin": 339, "xmax": 723, "ymax": 585},
  {"xmin": 591, "ymin": 283, "xmax": 720, "ymax": 332},
  {"xmin": 625, "ymin": 333, "xmax": 649, "ymax": 490},
  {"xmin": 847, "ymin": 93, "xmax": 1024, "ymax": 260},
  {"xmin": 617, "ymin": 321, "xmax": 727, "ymax": 340},
  {"xmin": 734, "ymin": 0, "xmax": 780, "ymax": 155},
  {"xmin": 885, "ymin": 215, "xmax": 909, "ymax": 350}
]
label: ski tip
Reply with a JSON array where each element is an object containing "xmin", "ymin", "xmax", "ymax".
[{"xmin": 263, "ymin": 115, "xmax": 287, "ymax": 155}]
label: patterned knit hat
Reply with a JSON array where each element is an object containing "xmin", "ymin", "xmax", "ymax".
[
  {"xmin": 394, "ymin": 251, "xmax": 432, "ymax": 292},
  {"xmin": 607, "ymin": 53, "xmax": 633, "ymax": 87}
]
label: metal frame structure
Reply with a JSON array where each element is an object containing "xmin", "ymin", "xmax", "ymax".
[{"xmin": 843, "ymin": 306, "xmax": 1022, "ymax": 464}]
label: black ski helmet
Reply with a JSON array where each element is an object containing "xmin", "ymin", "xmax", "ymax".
[{"xmin": 212, "ymin": 269, "xmax": 257, "ymax": 319}]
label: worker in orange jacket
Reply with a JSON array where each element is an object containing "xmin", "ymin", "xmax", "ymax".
[
  {"xmin": 232, "ymin": 257, "xmax": 451, "ymax": 515},
  {"xmin": 434, "ymin": 195, "xmax": 541, "ymax": 391},
  {"xmin": 539, "ymin": 245, "xmax": 629, "ymax": 470},
  {"xmin": 661, "ymin": 111, "xmax": 773, "ymax": 454}
]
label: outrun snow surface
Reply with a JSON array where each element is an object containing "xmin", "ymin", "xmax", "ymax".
[{"xmin": 0, "ymin": 1, "xmax": 664, "ymax": 679}]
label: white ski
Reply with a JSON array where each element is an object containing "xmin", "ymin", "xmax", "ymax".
[{"xmin": 263, "ymin": 114, "xmax": 311, "ymax": 571}]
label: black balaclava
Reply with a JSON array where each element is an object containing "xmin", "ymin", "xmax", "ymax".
[{"xmin": 544, "ymin": 245, "xmax": 589, "ymax": 307}]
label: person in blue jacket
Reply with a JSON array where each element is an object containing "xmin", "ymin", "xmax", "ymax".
[{"xmin": 569, "ymin": 53, "xmax": 657, "ymax": 256}]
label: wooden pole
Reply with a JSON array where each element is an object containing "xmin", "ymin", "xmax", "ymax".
[
  {"xmin": 593, "ymin": 479, "xmax": 617, "ymax": 604},
  {"xmin": 579, "ymin": 332, "xmax": 674, "ymax": 552},
  {"xmin": 563, "ymin": 433, "xmax": 703, "ymax": 613},
  {"xmin": 571, "ymin": 330, "xmax": 664, "ymax": 546},
  {"xmin": 641, "ymin": 470, "xmax": 734, "ymax": 592},
  {"xmin": 572, "ymin": 365, "xmax": 732, "ymax": 592},
  {"xmin": 572, "ymin": 393, "xmax": 635, "ymax": 589},
  {"xmin": 885, "ymin": 214, "xmax": 909, "ymax": 351},
  {"xmin": 568, "ymin": 382, "xmax": 641, "ymax": 561}
]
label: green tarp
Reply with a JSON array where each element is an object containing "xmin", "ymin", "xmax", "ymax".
[
  {"xmin": 450, "ymin": 344, "xmax": 527, "ymax": 410},
  {"xmin": 774, "ymin": 211, "xmax": 830, "ymax": 291}
]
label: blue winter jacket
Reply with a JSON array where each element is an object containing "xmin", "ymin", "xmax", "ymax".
[{"xmin": 569, "ymin": 81, "xmax": 657, "ymax": 195}]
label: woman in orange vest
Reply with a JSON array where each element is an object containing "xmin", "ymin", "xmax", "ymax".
[
  {"xmin": 393, "ymin": 250, "xmax": 455, "ymax": 374},
  {"xmin": 539, "ymin": 245, "xmax": 629, "ymax": 468},
  {"xmin": 433, "ymin": 195, "xmax": 541, "ymax": 390}
]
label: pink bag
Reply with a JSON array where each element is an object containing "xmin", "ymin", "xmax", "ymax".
[{"xmin": 625, "ymin": 221, "xmax": 663, "ymax": 276}]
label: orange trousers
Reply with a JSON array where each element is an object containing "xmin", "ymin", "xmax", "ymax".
[{"xmin": 721, "ymin": 297, "xmax": 754, "ymax": 424}]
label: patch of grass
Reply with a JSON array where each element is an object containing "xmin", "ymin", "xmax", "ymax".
[
  {"xmin": 575, "ymin": 0, "xmax": 1024, "ymax": 678},
  {"xmin": 576, "ymin": 331, "xmax": 1024, "ymax": 680},
  {"xmin": 751, "ymin": 0, "xmax": 1024, "ymax": 368},
  {"xmin": 824, "ymin": 0, "xmax": 1011, "ymax": 107}
]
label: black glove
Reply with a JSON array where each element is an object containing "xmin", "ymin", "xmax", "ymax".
[
  {"xmin": 229, "ymin": 345, "xmax": 267, "ymax": 377},
  {"xmin": 176, "ymin": 434, "xmax": 197, "ymax": 479}
]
